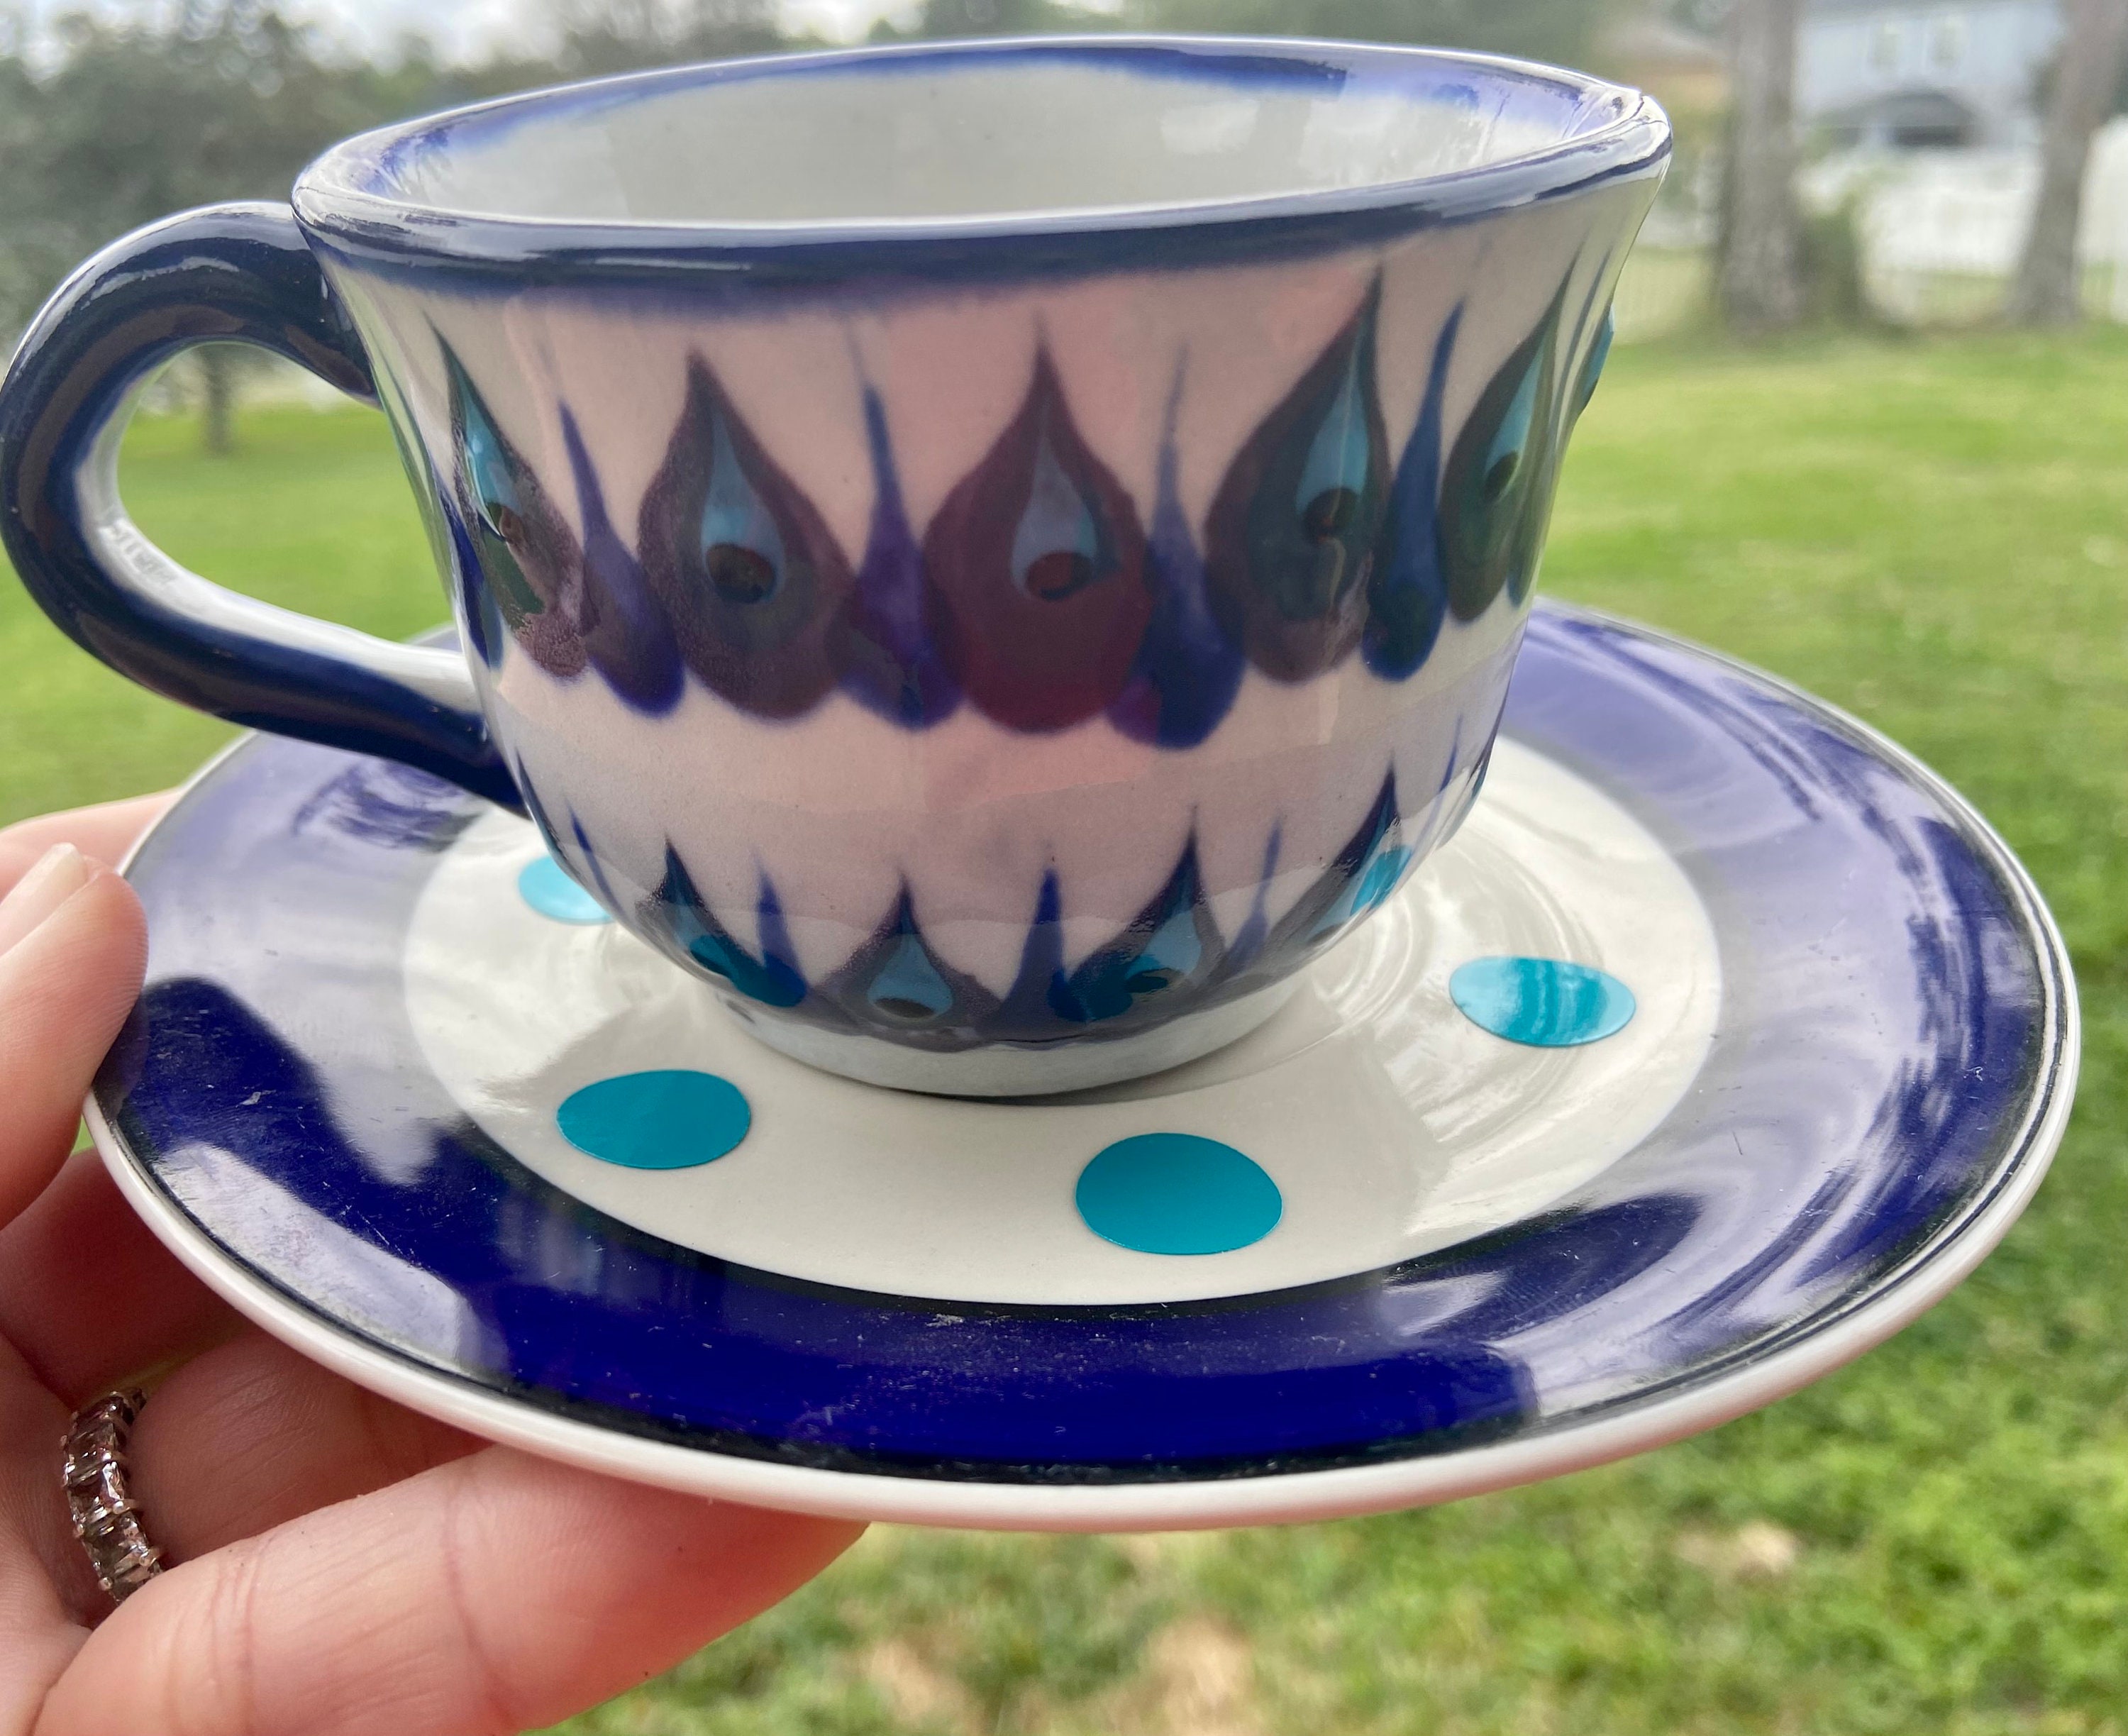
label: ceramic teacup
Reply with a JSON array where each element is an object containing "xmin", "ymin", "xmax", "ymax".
[{"xmin": 0, "ymin": 36, "xmax": 1668, "ymax": 1094}]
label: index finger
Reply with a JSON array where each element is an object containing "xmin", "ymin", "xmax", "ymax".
[{"xmin": 0, "ymin": 793, "xmax": 176, "ymax": 896}]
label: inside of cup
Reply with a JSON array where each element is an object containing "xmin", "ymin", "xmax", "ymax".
[{"xmin": 335, "ymin": 40, "xmax": 1637, "ymax": 228}]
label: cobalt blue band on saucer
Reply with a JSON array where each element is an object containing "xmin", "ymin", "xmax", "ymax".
[{"xmin": 92, "ymin": 605, "xmax": 2070, "ymax": 1483}]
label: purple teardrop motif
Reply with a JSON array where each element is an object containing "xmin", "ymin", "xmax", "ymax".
[
  {"xmin": 1109, "ymin": 370, "xmax": 1245, "ymax": 748},
  {"xmin": 443, "ymin": 342, "xmax": 587, "ymax": 680},
  {"xmin": 560, "ymin": 409, "xmax": 683, "ymax": 714},
  {"xmin": 638, "ymin": 357, "xmax": 853, "ymax": 718},
  {"xmin": 924, "ymin": 348, "xmax": 1151, "ymax": 732},
  {"xmin": 1204, "ymin": 278, "xmax": 1390, "ymax": 683},
  {"xmin": 831, "ymin": 389, "xmax": 960, "ymax": 726}
]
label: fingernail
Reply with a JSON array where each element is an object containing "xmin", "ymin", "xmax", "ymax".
[{"xmin": 0, "ymin": 844, "xmax": 92, "ymax": 958}]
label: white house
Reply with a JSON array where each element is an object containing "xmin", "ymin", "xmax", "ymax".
[{"xmin": 1797, "ymin": 0, "xmax": 2062, "ymax": 148}]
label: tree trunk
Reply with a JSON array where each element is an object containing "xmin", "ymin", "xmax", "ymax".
[
  {"xmin": 1719, "ymin": 0, "xmax": 1807, "ymax": 333},
  {"xmin": 2007, "ymin": 0, "xmax": 2128, "ymax": 326},
  {"xmin": 200, "ymin": 345, "xmax": 236, "ymax": 455}
]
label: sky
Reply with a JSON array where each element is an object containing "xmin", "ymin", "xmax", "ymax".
[{"xmin": 10, "ymin": 0, "xmax": 919, "ymax": 62}]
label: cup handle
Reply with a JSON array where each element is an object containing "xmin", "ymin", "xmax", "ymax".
[{"xmin": 0, "ymin": 201, "xmax": 519, "ymax": 809}]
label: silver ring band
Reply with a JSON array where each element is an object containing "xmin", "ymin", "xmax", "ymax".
[{"xmin": 62, "ymin": 1389, "xmax": 163, "ymax": 1603}]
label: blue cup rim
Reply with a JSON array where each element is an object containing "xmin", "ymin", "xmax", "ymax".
[{"xmin": 293, "ymin": 35, "xmax": 1670, "ymax": 288}]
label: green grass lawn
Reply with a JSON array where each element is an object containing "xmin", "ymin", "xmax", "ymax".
[{"xmin": 6, "ymin": 331, "xmax": 2128, "ymax": 1734}]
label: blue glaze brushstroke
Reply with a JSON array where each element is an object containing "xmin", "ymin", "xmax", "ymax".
[
  {"xmin": 560, "ymin": 407, "xmax": 684, "ymax": 713},
  {"xmin": 1110, "ymin": 367, "xmax": 1244, "ymax": 748},
  {"xmin": 1364, "ymin": 306, "xmax": 1458, "ymax": 680},
  {"xmin": 835, "ymin": 388, "xmax": 960, "ymax": 725}
]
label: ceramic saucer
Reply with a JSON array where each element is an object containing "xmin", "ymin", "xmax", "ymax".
[{"xmin": 88, "ymin": 604, "xmax": 2076, "ymax": 1530}]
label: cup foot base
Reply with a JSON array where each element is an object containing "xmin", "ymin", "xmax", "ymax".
[{"xmin": 728, "ymin": 982, "xmax": 1300, "ymax": 1097}]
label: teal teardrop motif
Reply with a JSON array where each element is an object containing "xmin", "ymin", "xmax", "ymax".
[
  {"xmin": 868, "ymin": 930, "xmax": 955, "ymax": 1021},
  {"xmin": 642, "ymin": 846, "xmax": 807, "ymax": 1009},
  {"xmin": 1056, "ymin": 843, "xmax": 1224, "ymax": 1028},
  {"xmin": 698, "ymin": 399, "xmax": 789, "ymax": 603},
  {"xmin": 442, "ymin": 340, "xmax": 586, "ymax": 679},
  {"xmin": 819, "ymin": 889, "xmax": 1002, "ymax": 1040},
  {"xmin": 1011, "ymin": 415, "xmax": 1105, "ymax": 601},
  {"xmin": 1439, "ymin": 280, "xmax": 1570, "ymax": 622},
  {"xmin": 1204, "ymin": 277, "xmax": 1390, "ymax": 681},
  {"xmin": 1573, "ymin": 308, "xmax": 1615, "ymax": 421}
]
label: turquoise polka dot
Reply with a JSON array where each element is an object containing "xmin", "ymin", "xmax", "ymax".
[
  {"xmin": 1449, "ymin": 956, "xmax": 1636, "ymax": 1047},
  {"xmin": 519, "ymin": 855, "xmax": 611, "ymax": 924},
  {"xmin": 1075, "ymin": 1134, "xmax": 1282, "ymax": 1256},
  {"xmin": 557, "ymin": 1071, "xmax": 750, "ymax": 1170}
]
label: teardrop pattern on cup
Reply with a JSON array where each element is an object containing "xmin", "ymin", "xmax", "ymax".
[
  {"xmin": 1109, "ymin": 368, "xmax": 1245, "ymax": 749},
  {"xmin": 620, "ymin": 785, "xmax": 1436, "ymax": 1052},
  {"xmin": 1220, "ymin": 826, "xmax": 1282, "ymax": 980},
  {"xmin": 1363, "ymin": 307, "xmax": 1459, "ymax": 681},
  {"xmin": 440, "ymin": 494, "xmax": 504, "ymax": 671},
  {"xmin": 819, "ymin": 888, "xmax": 1000, "ymax": 1036},
  {"xmin": 511, "ymin": 756, "xmax": 567, "ymax": 860},
  {"xmin": 567, "ymin": 810, "xmax": 629, "ymax": 914},
  {"xmin": 992, "ymin": 870, "xmax": 1073, "ymax": 1041},
  {"xmin": 1573, "ymin": 306, "xmax": 1615, "ymax": 424},
  {"xmin": 924, "ymin": 347, "xmax": 1151, "ymax": 731},
  {"xmin": 559, "ymin": 409, "xmax": 684, "ymax": 714},
  {"xmin": 1238, "ymin": 773, "xmax": 1405, "ymax": 975},
  {"xmin": 1561, "ymin": 247, "xmax": 1619, "ymax": 430},
  {"xmin": 1057, "ymin": 841, "xmax": 1226, "ymax": 1029},
  {"xmin": 1204, "ymin": 277, "xmax": 1391, "ymax": 682},
  {"xmin": 442, "ymin": 341, "xmax": 587, "ymax": 680},
  {"xmin": 448, "ymin": 284, "xmax": 1581, "ymax": 734},
  {"xmin": 638, "ymin": 356, "xmax": 853, "ymax": 717},
  {"xmin": 641, "ymin": 845, "xmax": 807, "ymax": 1009},
  {"xmin": 831, "ymin": 389, "xmax": 960, "ymax": 726},
  {"xmin": 1440, "ymin": 280, "xmax": 1568, "ymax": 623}
]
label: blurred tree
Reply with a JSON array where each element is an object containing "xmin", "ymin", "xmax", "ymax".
[
  {"xmin": 1716, "ymin": 0, "xmax": 1804, "ymax": 331},
  {"xmin": 0, "ymin": 1, "xmax": 455, "ymax": 444},
  {"xmin": 872, "ymin": 0, "xmax": 1104, "ymax": 37},
  {"xmin": 541, "ymin": 0, "xmax": 785, "ymax": 76},
  {"xmin": 1129, "ymin": 0, "xmax": 1614, "ymax": 66},
  {"xmin": 0, "ymin": 1, "xmax": 807, "ymax": 446},
  {"xmin": 878, "ymin": 0, "xmax": 1616, "ymax": 65},
  {"xmin": 2007, "ymin": 0, "xmax": 2128, "ymax": 326}
]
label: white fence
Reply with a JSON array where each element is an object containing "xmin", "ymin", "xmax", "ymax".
[{"xmin": 1616, "ymin": 118, "xmax": 2128, "ymax": 338}]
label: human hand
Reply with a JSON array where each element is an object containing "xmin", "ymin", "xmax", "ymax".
[{"xmin": 0, "ymin": 796, "xmax": 861, "ymax": 1736}]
